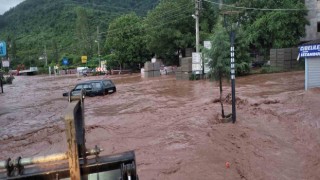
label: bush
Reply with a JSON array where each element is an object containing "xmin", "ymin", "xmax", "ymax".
[
  {"xmin": 260, "ymin": 65, "xmax": 282, "ymax": 74},
  {"xmin": 190, "ymin": 74, "xmax": 200, "ymax": 80},
  {"xmin": 5, "ymin": 76, "xmax": 14, "ymax": 84},
  {"xmin": 236, "ymin": 62, "xmax": 251, "ymax": 76},
  {"xmin": 37, "ymin": 67, "xmax": 48, "ymax": 74},
  {"xmin": 1, "ymin": 76, "xmax": 15, "ymax": 84},
  {"xmin": 90, "ymin": 71, "xmax": 106, "ymax": 76}
]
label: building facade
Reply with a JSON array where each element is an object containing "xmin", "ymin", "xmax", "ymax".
[{"xmin": 301, "ymin": 0, "xmax": 320, "ymax": 42}]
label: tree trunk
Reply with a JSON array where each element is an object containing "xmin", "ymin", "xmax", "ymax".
[{"xmin": 219, "ymin": 75, "xmax": 225, "ymax": 118}]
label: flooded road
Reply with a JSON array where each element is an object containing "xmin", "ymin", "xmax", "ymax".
[{"xmin": 0, "ymin": 71, "xmax": 320, "ymax": 179}]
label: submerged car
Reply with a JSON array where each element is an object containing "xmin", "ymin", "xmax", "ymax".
[{"xmin": 63, "ymin": 79, "xmax": 116, "ymax": 97}]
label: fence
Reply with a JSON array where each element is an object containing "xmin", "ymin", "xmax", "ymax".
[{"xmin": 270, "ymin": 48, "xmax": 300, "ymax": 70}]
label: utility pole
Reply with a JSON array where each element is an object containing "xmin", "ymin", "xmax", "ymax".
[
  {"xmin": 195, "ymin": 0, "xmax": 200, "ymax": 53},
  {"xmin": 223, "ymin": 10, "xmax": 240, "ymax": 124},
  {"xmin": 194, "ymin": 0, "xmax": 204, "ymax": 76},
  {"xmin": 44, "ymin": 45, "xmax": 48, "ymax": 67}
]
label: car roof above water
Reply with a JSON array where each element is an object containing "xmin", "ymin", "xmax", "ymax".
[
  {"xmin": 84, "ymin": 79, "xmax": 113, "ymax": 83},
  {"xmin": 76, "ymin": 82, "xmax": 92, "ymax": 86}
]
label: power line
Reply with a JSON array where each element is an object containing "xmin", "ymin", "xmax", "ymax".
[
  {"xmin": 17, "ymin": 13, "xmax": 193, "ymax": 60},
  {"xmin": 204, "ymin": 0, "xmax": 310, "ymax": 11},
  {"xmin": 133, "ymin": 0, "xmax": 160, "ymax": 10},
  {"xmin": 106, "ymin": 3, "xmax": 193, "ymax": 36},
  {"xmin": 106, "ymin": 12, "xmax": 192, "ymax": 38},
  {"xmin": 60, "ymin": 0, "xmax": 192, "ymax": 38},
  {"xmin": 68, "ymin": 0, "xmax": 155, "ymax": 14},
  {"xmin": 13, "ymin": 1, "xmax": 193, "ymax": 57},
  {"xmin": 145, "ymin": 3, "xmax": 193, "ymax": 22},
  {"xmin": 107, "ymin": 13, "xmax": 190, "ymax": 37}
]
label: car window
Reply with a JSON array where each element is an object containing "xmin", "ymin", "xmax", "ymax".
[
  {"xmin": 103, "ymin": 80, "xmax": 113, "ymax": 87},
  {"xmin": 74, "ymin": 84, "xmax": 83, "ymax": 90},
  {"xmin": 83, "ymin": 84, "xmax": 92, "ymax": 90},
  {"xmin": 92, "ymin": 82, "xmax": 102, "ymax": 89}
]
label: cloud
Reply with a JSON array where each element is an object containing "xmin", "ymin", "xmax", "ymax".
[{"xmin": 0, "ymin": 0, "xmax": 25, "ymax": 15}]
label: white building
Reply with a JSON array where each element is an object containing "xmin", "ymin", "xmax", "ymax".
[{"xmin": 299, "ymin": 40, "xmax": 320, "ymax": 90}]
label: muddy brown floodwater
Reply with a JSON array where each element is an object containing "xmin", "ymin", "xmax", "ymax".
[{"xmin": 0, "ymin": 71, "xmax": 320, "ymax": 180}]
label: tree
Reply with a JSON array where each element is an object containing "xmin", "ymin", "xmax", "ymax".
[
  {"xmin": 0, "ymin": 0, "xmax": 159, "ymax": 69},
  {"xmin": 203, "ymin": 22, "xmax": 230, "ymax": 118},
  {"xmin": 105, "ymin": 13, "xmax": 150, "ymax": 70},
  {"xmin": 144, "ymin": 0, "xmax": 195, "ymax": 65},
  {"xmin": 75, "ymin": 7, "xmax": 93, "ymax": 57},
  {"xmin": 144, "ymin": 0, "xmax": 219, "ymax": 65},
  {"xmin": 237, "ymin": 0, "xmax": 308, "ymax": 60},
  {"xmin": 234, "ymin": 27, "xmax": 251, "ymax": 76}
]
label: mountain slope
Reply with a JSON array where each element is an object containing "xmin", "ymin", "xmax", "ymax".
[{"xmin": 0, "ymin": 0, "xmax": 158, "ymax": 68}]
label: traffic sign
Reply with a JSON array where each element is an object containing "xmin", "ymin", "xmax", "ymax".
[
  {"xmin": 204, "ymin": 41, "xmax": 212, "ymax": 50},
  {"xmin": 2, "ymin": 60, "xmax": 9, "ymax": 67},
  {"xmin": 62, "ymin": 58, "xmax": 69, "ymax": 65},
  {"xmin": 0, "ymin": 41, "xmax": 6, "ymax": 57},
  {"xmin": 81, "ymin": 56, "xmax": 87, "ymax": 63}
]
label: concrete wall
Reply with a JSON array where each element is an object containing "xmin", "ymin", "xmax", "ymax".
[
  {"xmin": 143, "ymin": 61, "xmax": 160, "ymax": 78},
  {"xmin": 270, "ymin": 48, "xmax": 299, "ymax": 70},
  {"xmin": 176, "ymin": 57, "xmax": 192, "ymax": 80},
  {"xmin": 301, "ymin": 0, "xmax": 320, "ymax": 41}
]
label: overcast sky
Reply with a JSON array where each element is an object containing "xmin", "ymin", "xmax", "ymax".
[{"xmin": 0, "ymin": 0, "xmax": 25, "ymax": 15}]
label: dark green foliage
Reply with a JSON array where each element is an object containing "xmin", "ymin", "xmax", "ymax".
[
  {"xmin": 260, "ymin": 65, "xmax": 283, "ymax": 74},
  {"xmin": 234, "ymin": 27, "xmax": 251, "ymax": 76},
  {"xmin": 144, "ymin": 0, "xmax": 194, "ymax": 65},
  {"xmin": 203, "ymin": 21, "xmax": 230, "ymax": 81},
  {"xmin": 203, "ymin": 21, "xmax": 250, "ymax": 78},
  {"xmin": 144, "ymin": 0, "xmax": 218, "ymax": 65},
  {"xmin": 190, "ymin": 74, "xmax": 200, "ymax": 80},
  {"xmin": 1, "ymin": 76, "xmax": 15, "ymax": 84},
  {"xmin": 236, "ymin": 0, "xmax": 308, "ymax": 60},
  {"xmin": 0, "ymin": 0, "xmax": 158, "ymax": 69},
  {"xmin": 105, "ymin": 13, "xmax": 151, "ymax": 70}
]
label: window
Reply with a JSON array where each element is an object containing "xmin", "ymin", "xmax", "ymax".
[
  {"xmin": 92, "ymin": 82, "xmax": 101, "ymax": 89},
  {"xmin": 83, "ymin": 84, "xmax": 92, "ymax": 90},
  {"xmin": 317, "ymin": 22, "xmax": 320, "ymax": 32},
  {"xmin": 74, "ymin": 84, "xmax": 83, "ymax": 90},
  {"xmin": 103, "ymin": 80, "xmax": 112, "ymax": 87}
]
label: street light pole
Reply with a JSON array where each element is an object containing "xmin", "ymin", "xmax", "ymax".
[
  {"xmin": 44, "ymin": 45, "xmax": 48, "ymax": 67},
  {"xmin": 97, "ymin": 40, "xmax": 100, "ymax": 68},
  {"xmin": 97, "ymin": 26, "xmax": 101, "ymax": 68},
  {"xmin": 194, "ymin": 0, "xmax": 204, "ymax": 76},
  {"xmin": 230, "ymin": 31, "xmax": 236, "ymax": 123},
  {"xmin": 195, "ymin": 0, "xmax": 200, "ymax": 53},
  {"xmin": 223, "ymin": 11, "xmax": 240, "ymax": 124}
]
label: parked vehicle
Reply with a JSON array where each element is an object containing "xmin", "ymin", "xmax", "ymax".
[
  {"xmin": 63, "ymin": 79, "xmax": 116, "ymax": 97},
  {"xmin": 81, "ymin": 68, "xmax": 94, "ymax": 76}
]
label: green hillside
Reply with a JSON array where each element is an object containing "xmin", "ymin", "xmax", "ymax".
[{"xmin": 0, "ymin": 0, "xmax": 159, "ymax": 69}]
